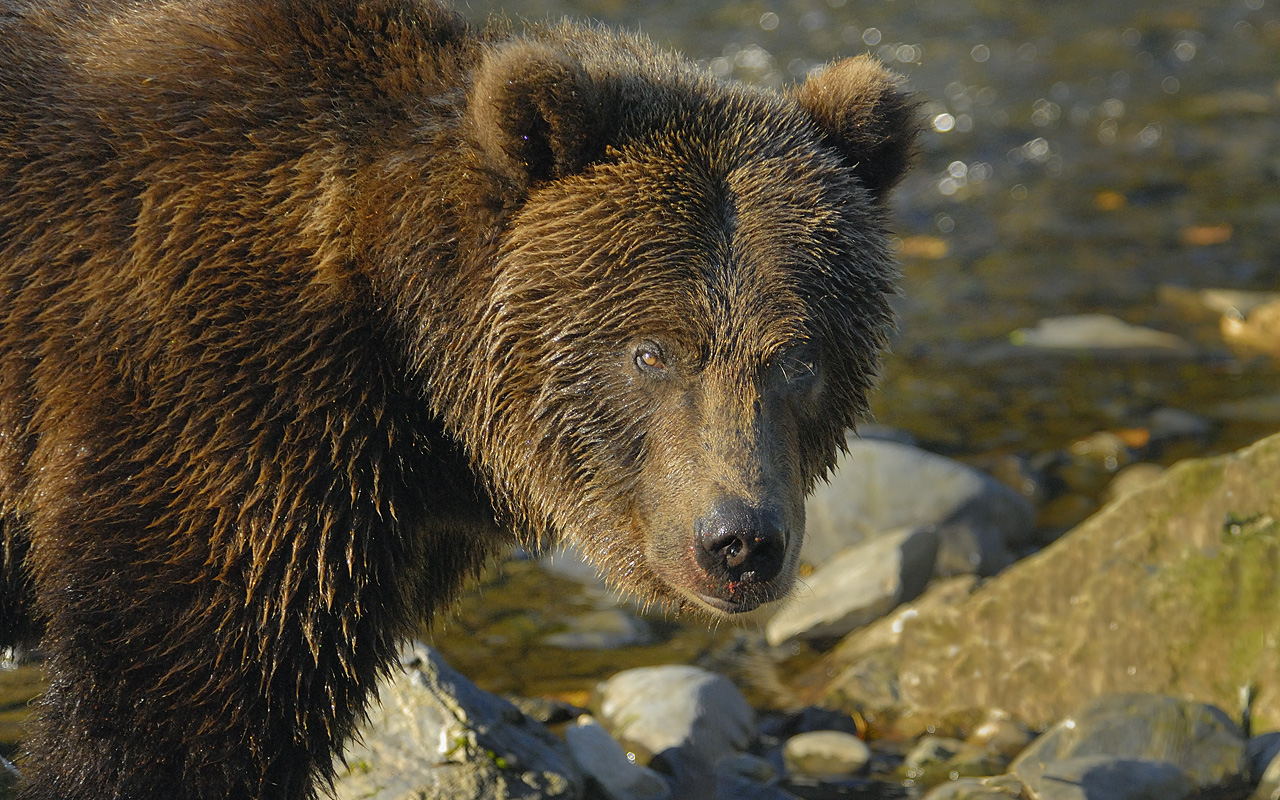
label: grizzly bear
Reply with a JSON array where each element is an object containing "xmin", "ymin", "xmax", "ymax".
[{"xmin": 0, "ymin": 0, "xmax": 916, "ymax": 797}]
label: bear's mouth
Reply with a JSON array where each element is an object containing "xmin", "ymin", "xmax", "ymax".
[
  {"xmin": 691, "ymin": 591, "xmax": 765, "ymax": 615},
  {"xmin": 685, "ymin": 568, "xmax": 795, "ymax": 615}
]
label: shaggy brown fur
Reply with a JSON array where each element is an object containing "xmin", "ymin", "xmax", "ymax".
[{"xmin": 0, "ymin": 0, "xmax": 916, "ymax": 797}]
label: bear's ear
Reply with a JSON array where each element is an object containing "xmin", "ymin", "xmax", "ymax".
[
  {"xmin": 795, "ymin": 55, "xmax": 919, "ymax": 201},
  {"xmin": 468, "ymin": 41, "xmax": 605, "ymax": 188}
]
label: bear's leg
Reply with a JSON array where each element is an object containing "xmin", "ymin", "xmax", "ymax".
[
  {"xmin": 0, "ymin": 518, "xmax": 36, "ymax": 651},
  {"xmin": 15, "ymin": 531, "xmax": 391, "ymax": 800}
]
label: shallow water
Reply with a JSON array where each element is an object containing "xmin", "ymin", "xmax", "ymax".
[{"xmin": 3, "ymin": 0, "xmax": 1280, "ymax": 773}]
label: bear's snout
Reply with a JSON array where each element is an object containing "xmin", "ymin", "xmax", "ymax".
[{"xmin": 694, "ymin": 496, "xmax": 787, "ymax": 588}]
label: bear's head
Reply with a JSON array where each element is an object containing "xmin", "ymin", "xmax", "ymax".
[{"xmin": 449, "ymin": 31, "xmax": 916, "ymax": 615}]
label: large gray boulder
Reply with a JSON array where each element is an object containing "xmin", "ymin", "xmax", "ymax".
[
  {"xmin": 812, "ymin": 432, "xmax": 1280, "ymax": 731},
  {"xmin": 805, "ymin": 437, "xmax": 1034, "ymax": 577},
  {"xmin": 333, "ymin": 643, "xmax": 582, "ymax": 800}
]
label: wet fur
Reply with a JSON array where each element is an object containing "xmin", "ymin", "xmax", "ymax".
[{"xmin": 0, "ymin": 0, "xmax": 916, "ymax": 797}]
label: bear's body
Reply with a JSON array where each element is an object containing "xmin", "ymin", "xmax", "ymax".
[{"xmin": 0, "ymin": 1, "xmax": 915, "ymax": 797}]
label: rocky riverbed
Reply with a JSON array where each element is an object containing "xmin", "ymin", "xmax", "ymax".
[{"xmin": 327, "ymin": 432, "xmax": 1280, "ymax": 800}]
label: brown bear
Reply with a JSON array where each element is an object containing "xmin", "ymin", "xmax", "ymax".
[{"xmin": 0, "ymin": 0, "xmax": 916, "ymax": 797}]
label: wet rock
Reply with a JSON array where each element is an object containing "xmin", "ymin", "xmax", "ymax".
[
  {"xmin": 782, "ymin": 730, "xmax": 871, "ymax": 778},
  {"xmin": 1222, "ymin": 299, "xmax": 1280, "ymax": 357},
  {"xmin": 1030, "ymin": 755, "xmax": 1194, "ymax": 800},
  {"xmin": 543, "ymin": 609, "xmax": 653, "ymax": 650},
  {"xmin": 563, "ymin": 716, "xmax": 671, "ymax": 800},
  {"xmin": 1009, "ymin": 694, "xmax": 1244, "ymax": 791},
  {"xmin": 713, "ymin": 754, "xmax": 798, "ymax": 800},
  {"xmin": 966, "ymin": 710, "xmax": 1034, "ymax": 759},
  {"xmin": 1249, "ymin": 732, "xmax": 1280, "ymax": 784},
  {"xmin": 811, "ymin": 432, "xmax": 1280, "ymax": 732},
  {"xmin": 1253, "ymin": 747, "xmax": 1280, "ymax": 800},
  {"xmin": 1146, "ymin": 407, "xmax": 1213, "ymax": 443},
  {"xmin": 1010, "ymin": 314, "xmax": 1192, "ymax": 354},
  {"xmin": 1103, "ymin": 463, "xmax": 1166, "ymax": 503},
  {"xmin": 334, "ymin": 642, "xmax": 582, "ymax": 800},
  {"xmin": 902, "ymin": 735, "xmax": 1005, "ymax": 785},
  {"xmin": 921, "ymin": 776, "xmax": 1024, "ymax": 799},
  {"xmin": 805, "ymin": 437, "xmax": 1033, "ymax": 577},
  {"xmin": 595, "ymin": 665, "xmax": 754, "ymax": 797},
  {"xmin": 765, "ymin": 525, "xmax": 938, "ymax": 645}
]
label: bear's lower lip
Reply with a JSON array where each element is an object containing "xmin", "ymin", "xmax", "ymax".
[{"xmin": 692, "ymin": 592, "xmax": 762, "ymax": 615}]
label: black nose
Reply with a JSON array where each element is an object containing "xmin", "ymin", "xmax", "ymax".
[{"xmin": 694, "ymin": 497, "xmax": 786, "ymax": 582}]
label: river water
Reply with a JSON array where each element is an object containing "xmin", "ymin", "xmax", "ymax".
[{"xmin": 3, "ymin": 0, "xmax": 1279, "ymax": 779}]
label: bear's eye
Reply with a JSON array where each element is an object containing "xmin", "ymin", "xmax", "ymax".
[
  {"xmin": 775, "ymin": 344, "xmax": 819, "ymax": 388},
  {"xmin": 634, "ymin": 345, "xmax": 667, "ymax": 374}
]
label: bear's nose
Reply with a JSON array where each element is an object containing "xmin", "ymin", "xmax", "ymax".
[{"xmin": 694, "ymin": 497, "xmax": 786, "ymax": 583}]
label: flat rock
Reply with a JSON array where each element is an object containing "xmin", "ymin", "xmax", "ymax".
[
  {"xmin": 1010, "ymin": 314, "xmax": 1191, "ymax": 353},
  {"xmin": 766, "ymin": 525, "xmax": 938, "ymax": 645}
]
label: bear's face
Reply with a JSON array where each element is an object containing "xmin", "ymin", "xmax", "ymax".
[{"xmin": 454, "ymin": 41, "xmax": 916, "ymax": 614}]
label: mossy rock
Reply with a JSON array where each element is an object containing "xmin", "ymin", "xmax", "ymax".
[{"xmin": 816, "ymin": 432, "xmax": 1280, "ymax": 731}]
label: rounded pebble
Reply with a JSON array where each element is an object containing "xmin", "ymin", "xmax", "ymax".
[{"xmin": 782, "ymin": 730, "xmax": 871, "ymax": 778}]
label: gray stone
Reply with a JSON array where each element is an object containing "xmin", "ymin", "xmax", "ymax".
[
  {"xmin": 781, "ymin": 730, "xmax": 871, "ymax": 778},
  {"xmin": 595, "ymin": 665, "xmax": 754, "ymax": 798},
  {"xmin": 714, "ymin": 754, "xmax": 798, "ymax": 800},
  {"xmin": 1147, "ymin": 407, "xmax": 1213, "ymax": 442},
  {"xmin": 1009, "ymin": 694, "xmax": 1244, "ymax": 791},
  {"xmin": 805, "ymin": 437, "xmax": 1033, "ymax": 577},
  {"xmin": 766, "ymin": 525, "xmax": 938, "ymax": 645},
  {"xmin": 814, "ymin": 433, "xmax": 1280, "ymax": 732},
  {"xmin": 1031, "ymin": 755, "xmax": 1193, "ymax": 800},
  {"xmin": 1010, "ymin": 314, "xmax": 1192, "ymax": 353},
  {"xmin": 333, "ymin": 643, "xmax": 582, "ymax": 800},
  {"xmin": 563, "ymin": 716, "xmax": 670, "ymax": 800},
  {"xmin": 543, "ymin": 609, "xmax": 653, "ymax": 650},
  {"xmin": 1252, "ymin": 736, "xmax": 1280, "ymax": 800},
  {"xmin": 1249, "ymin": 732, "xmax": 1280, "ymax": 783}
]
